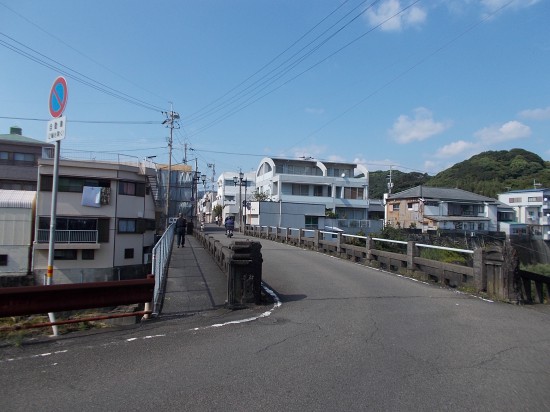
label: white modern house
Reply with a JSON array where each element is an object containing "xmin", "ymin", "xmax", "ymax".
[
  {"xmin": 0, "ymin": 190, "xmax": 36, "ymax": 285},
  {"xmin": 33, "ymin": 156, "xmax": 158, "ymax": 284},
  {"xmin": 498, "ymin": 188, "xmax": 550, "ymax": 240},
  {"xmin": 211, "ymin": 171, "xmax": 256, "ymax": 225},
  {"xmin": 253, "ymin": 157, "xmax": 383, "ymax": 234}
]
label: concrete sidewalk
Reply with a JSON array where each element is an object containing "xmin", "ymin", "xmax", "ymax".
[{"xmin": 161, "ymin": 232, "xmax": 227, "ymax": 316}]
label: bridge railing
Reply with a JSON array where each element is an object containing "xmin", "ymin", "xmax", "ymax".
[
  {"xmin": 243, "ymin": 224, "xmax": 524, "ymax": 304},
  {"xmin": 151, "ymin": 223, "xmax": 175, "ymax": 315}
]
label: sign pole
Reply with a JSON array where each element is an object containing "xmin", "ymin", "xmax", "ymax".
[
  {"xmin": 45, "ymin": 139, "xmax": 60, "ymax": 335},
  {"xmin": 45, "ymin": 76, "xmax": 68, "ymax": 337}
]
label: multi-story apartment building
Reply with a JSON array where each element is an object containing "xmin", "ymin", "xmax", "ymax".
[
  {"xmin": 498, "ymin": 188, "xmax": 550, "ymax": 240},
  {"xmin": 212, "ymin": 171, "xmax": 256, "ymax": 225},
  {"xmin": 385, "ymin": 186, "xmax": 500, "ymax": 233},
  {"xmin": 254, "ymin": 157, "xmax": 383, "ymax": 234},
  {"xmin": 0, "ymin": 127, "xmax": 54, "ymax": 190},
  {"xmin": 33, "ymin": 156, "xmax": 157, "ymax": 284}
]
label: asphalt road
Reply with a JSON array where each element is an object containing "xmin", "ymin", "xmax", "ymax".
[{"xmin": 2, "ymin": 235, "xmax": 550, "ymax": 411}]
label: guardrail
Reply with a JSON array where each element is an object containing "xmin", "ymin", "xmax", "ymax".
[
  {"xmin": 151, "ymin": 223, "xmax": 175, "ymax": 315},
  {"xmin": 243, "ymin": 224, "xmax": 528, "ymax": 304}
]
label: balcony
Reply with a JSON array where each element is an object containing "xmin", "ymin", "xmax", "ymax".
[{"xmin": 37, "ymin": 229, "xmax": 98, "ymax": 243}]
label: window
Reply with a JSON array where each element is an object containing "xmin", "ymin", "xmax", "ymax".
[
  {"xmin": 477, "ymin": 223, "xmax": 485, "ymax": 230},
  {"xmin": 0, "ymin": 152, "xmax": 8, "ymax": 161},
  {"xmin": 118, "ymin": 219, "xmax": 137, "ymax": 233},
  {"xmin": 41, "ymin": 176, "xmax": 110, "ymax": 192},
  {"xmin": 0, "ymin": 254, "xmax": 7, "ymax": 266},
  {"xmin": 14, "ymin": 153, "xmax": 35, "ymax": 163},
  {"xmin": 82, "ymin": 249, "xmax": 95, "ymax": 260},
  {"xmin": 392, "ymin": 203, "xmax": 400, "ymax": 211},
  {"xmin": 119, "ymin": 181, "xmax": 145, "ymax": 197},
  {"xmin": 305, "ymin": 216, "xmax": 319, "ymax": 229},
  {"xmin": 54, "ymin": 250, "xmax": 77, "ymax": 260},
  {"xmin": 528, "ymin": 197, "xmax": 542, "ymax": 202},
  {"xmin": 313, "ymin": 185, "xmax": 323, "ymax": 197},
  {"xmin": 291, "ymin": 184, "xmax": 309, "ymax": 196},
  {"xmin": 508, "ymin": 197, "xmax": 522, "ymax": 203},
  {"xmin": 124, "ymin": 248, "xmax": 134, "ymax": 259},
  {"xmin": 343, "ymin": 187, "xmax": 364, "ymax": 200}
]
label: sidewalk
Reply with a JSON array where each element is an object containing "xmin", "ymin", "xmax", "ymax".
[{"xmin": 161, "ymin": 231, "xmax": 227, "ymax": 316}]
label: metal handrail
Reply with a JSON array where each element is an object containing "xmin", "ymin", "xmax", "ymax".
[
  {"xmin": 37, "ymin": 229, "xmax": 98, "ymax": 243},
  {"xmin": 151, "ymin": 223, "xmax": 175, "ymax": 316}
]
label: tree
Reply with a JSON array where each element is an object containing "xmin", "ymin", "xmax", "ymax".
[
  {"xmin": 251, "ymin": 189, "xmax": 270, "ymax": 201},
  {"xmin": 212, "ymin": 204, "xmax": 223, "ymax": 219}
]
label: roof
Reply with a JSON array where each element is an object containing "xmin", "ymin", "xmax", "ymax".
[
  {"xmin": 0, "ymin": 133, "xmax": 53, "ymax": 147},
  {"xmin": 387, "ymin": 185, "xmax": 498, "ymax": 203},
  {"xmin": 0, "ymin": 189, "xmax": 36, "ymax": 208}
]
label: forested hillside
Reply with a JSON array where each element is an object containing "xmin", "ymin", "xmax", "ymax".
[{"xmin": 368, "ymin": 149, "xmax": 550, "ymax": 199}]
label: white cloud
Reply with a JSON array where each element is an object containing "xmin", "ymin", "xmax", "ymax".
[
  {"xmin": 389, "ymin": 107, "xmax": 451, "ymax": 144},
  {"xmin": 473, "ymin": 120, "xmax": 531, "ymax": 143},
  {"xmin": 518, "ymin": 106, "xmax": 550, "ymax": 120},
  {"xmin": 435, "ymin": 140, "xmax": 478, "ymax": 158},
  {"xmin": 365, "ymin": 0, "xmax": 427, "ymax": 32}
]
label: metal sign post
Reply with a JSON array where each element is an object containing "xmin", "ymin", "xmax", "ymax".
[{"xmin": 45, "ymin": 76, "xmax": 68, "ymax": 336}]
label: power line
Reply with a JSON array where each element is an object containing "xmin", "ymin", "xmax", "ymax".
[
  {"xmin": 0, "ymin": 116, "xmax": 160, "ymax": 124},
  {"xmin": 0, "ymin": 32, "xmax": 164, "ymax": 113},
  {"xmin": 0, "ymin": 1, "xmax": 170, "ymax": 104}
]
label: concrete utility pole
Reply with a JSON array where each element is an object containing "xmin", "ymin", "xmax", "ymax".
[{"xmin": 163, "ymin": 104, "xmax": 180, "ymax": 227}]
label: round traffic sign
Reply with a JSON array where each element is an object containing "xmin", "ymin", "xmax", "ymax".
[{"xmin": 49, "ymin": 76, "xmax": 68, "ymax": 118}]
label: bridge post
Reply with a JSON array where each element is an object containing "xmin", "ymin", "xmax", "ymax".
[
  {"xmin": 226, "ymin": 241, "xmax": 263, "ymax": 308},
  {"xmin": 407, "ymin": 241, "xmax": 418, "ymax": 271}
]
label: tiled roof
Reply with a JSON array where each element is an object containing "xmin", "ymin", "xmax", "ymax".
[
  {"xmin": 0, "ymin": 133, "xmax": 52, "ymax": 146},
  {"xmin": 387, "ymin": 185, "xmax": 498, "ymax": 203}
]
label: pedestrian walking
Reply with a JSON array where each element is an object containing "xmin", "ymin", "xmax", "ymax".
[{"xmin": 175, "ymin": 213, "xmax": 187, "ymax": 248}]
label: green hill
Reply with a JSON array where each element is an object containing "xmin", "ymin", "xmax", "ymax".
[{"xmin": 368, "ymin": 149, "xmax": 550, "ymax": 199}]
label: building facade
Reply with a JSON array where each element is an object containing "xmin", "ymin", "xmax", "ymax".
[
  {"xmin": 212, "ymin": 171, "xmax": 256, "ymax": 225},
  {"xmin": 0, "ymin": 190, "xmax": 36, "ymax": 282},
  {"xmin": 253, "ymin": 157, "xmax": 383, "ymax": 234},
  {"xmin": 0, "ymin": 127, "xmax": 54, "ymax": 190},
  {"xmin": 385, "ymin": 186, "xmax": 500, "ymax": 233},
  {"xmin": 33, "ymin": 157, "xmax": 157, "ymax": 284},
  {"xmin": 498, "ymin": 188, "xmax": 550, "ymax": 240}
]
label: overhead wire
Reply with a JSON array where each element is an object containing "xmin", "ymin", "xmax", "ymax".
[
  {"xmin": 184, "ymin": 0, "xmax": 381, "ymax": 128},
  {"xmin": 0, "ymin": 32, "xmax": 165, "ymax": 113},
  {"xmin": 0, "ymin": 1, "xmax": 170, "ymax": 104}
]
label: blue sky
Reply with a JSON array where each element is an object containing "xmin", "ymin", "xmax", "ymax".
[{"xmin": 1, "ymin": 0, "xmax": 548, "ymax": 179}]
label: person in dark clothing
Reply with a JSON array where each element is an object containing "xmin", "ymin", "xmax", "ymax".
[{"xmin": 175, "ymin": 213, "xmax": 187, "ymax": 248}]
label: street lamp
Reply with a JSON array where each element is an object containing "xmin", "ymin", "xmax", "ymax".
[{"xmin": 233, "ymin": 171, "xmax": 247, "ymax": 232}]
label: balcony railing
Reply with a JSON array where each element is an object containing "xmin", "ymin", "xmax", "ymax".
[{"xmin": 37, "ymin": 229, "xmax": 98, "ymax": 243}]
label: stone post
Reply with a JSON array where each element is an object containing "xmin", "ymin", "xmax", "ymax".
[{"xmin": 407, "ymin": 241, "xmax": 417, "ymax": 271}]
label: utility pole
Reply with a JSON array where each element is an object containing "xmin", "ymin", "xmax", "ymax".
[{"xmin": 163, "ymin": 104, "xmax": 180, "ymax": 228}]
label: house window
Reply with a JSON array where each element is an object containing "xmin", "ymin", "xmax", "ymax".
[
  {"xmin": 41, "ymin": 176, "xmax": 110, "ymax": 192},
  {"xmin": 343, "ymin": 187, "xmax": 364, "ymax": 200},
  {"xmin": 82, "ymin": 249, "xmax": 95, "ymax": 260},
  {"xmin": 119, "ymin": 181, "xmax": 145, "ymax": 197},
  {"xmin": 0, "ymin": 254, "xmax": 7, "ymax": 266},
  {"xmin": 313, "ymin": 185, "xmax": 323, "ymax": 197},
  {"xmin": 13, "ymin": 152, "xmax": 35, "ymax": 163},
  {"xmin": 508, "ymin": 197, "xmax": 522, "ymax": 203},
  {"xmin": 118, "ymin": 219, "xmax": 137, "ymax": 233},
  {"xmin": 392, "ymin": 203, "xmax": 400, "ymax": 211},
  {"xmin": 54, "ymin": 250, "xmax": 77, "ymax": 260},
  {"xmin": 528, "ymin": 197, "xmax": 542, "ymax": 202},
  {"xmin": 291, "ymin": 184, "xmax": 309, "ymax": 196},
  {"xmin": 0, "ymin": 152, "xmax": 8, "ymax": 161},
  {"xmin": 477, "ymin": 223, "xmax": 484, "ymax": 230},
  {"xmin": 305, "ymin": 216, "xmax": 319, "ymax": 229},
  {"xmin": 124, "ymin": 248, "xmax": 134, "ymax": 259}
]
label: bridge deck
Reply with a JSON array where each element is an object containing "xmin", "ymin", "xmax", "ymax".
[{"xmin": 162, "ymin": 229, "xmax": 227, "ymax": 316}]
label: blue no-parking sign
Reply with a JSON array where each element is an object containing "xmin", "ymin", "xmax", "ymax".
[{"xmin": 49, "ymin": 76, "xmax": 68, "ymax": 118}]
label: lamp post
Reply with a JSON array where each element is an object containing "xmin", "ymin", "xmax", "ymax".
[{"xmin": 233, "ymin": 171, "xmax": 247, "ymax": 233}]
